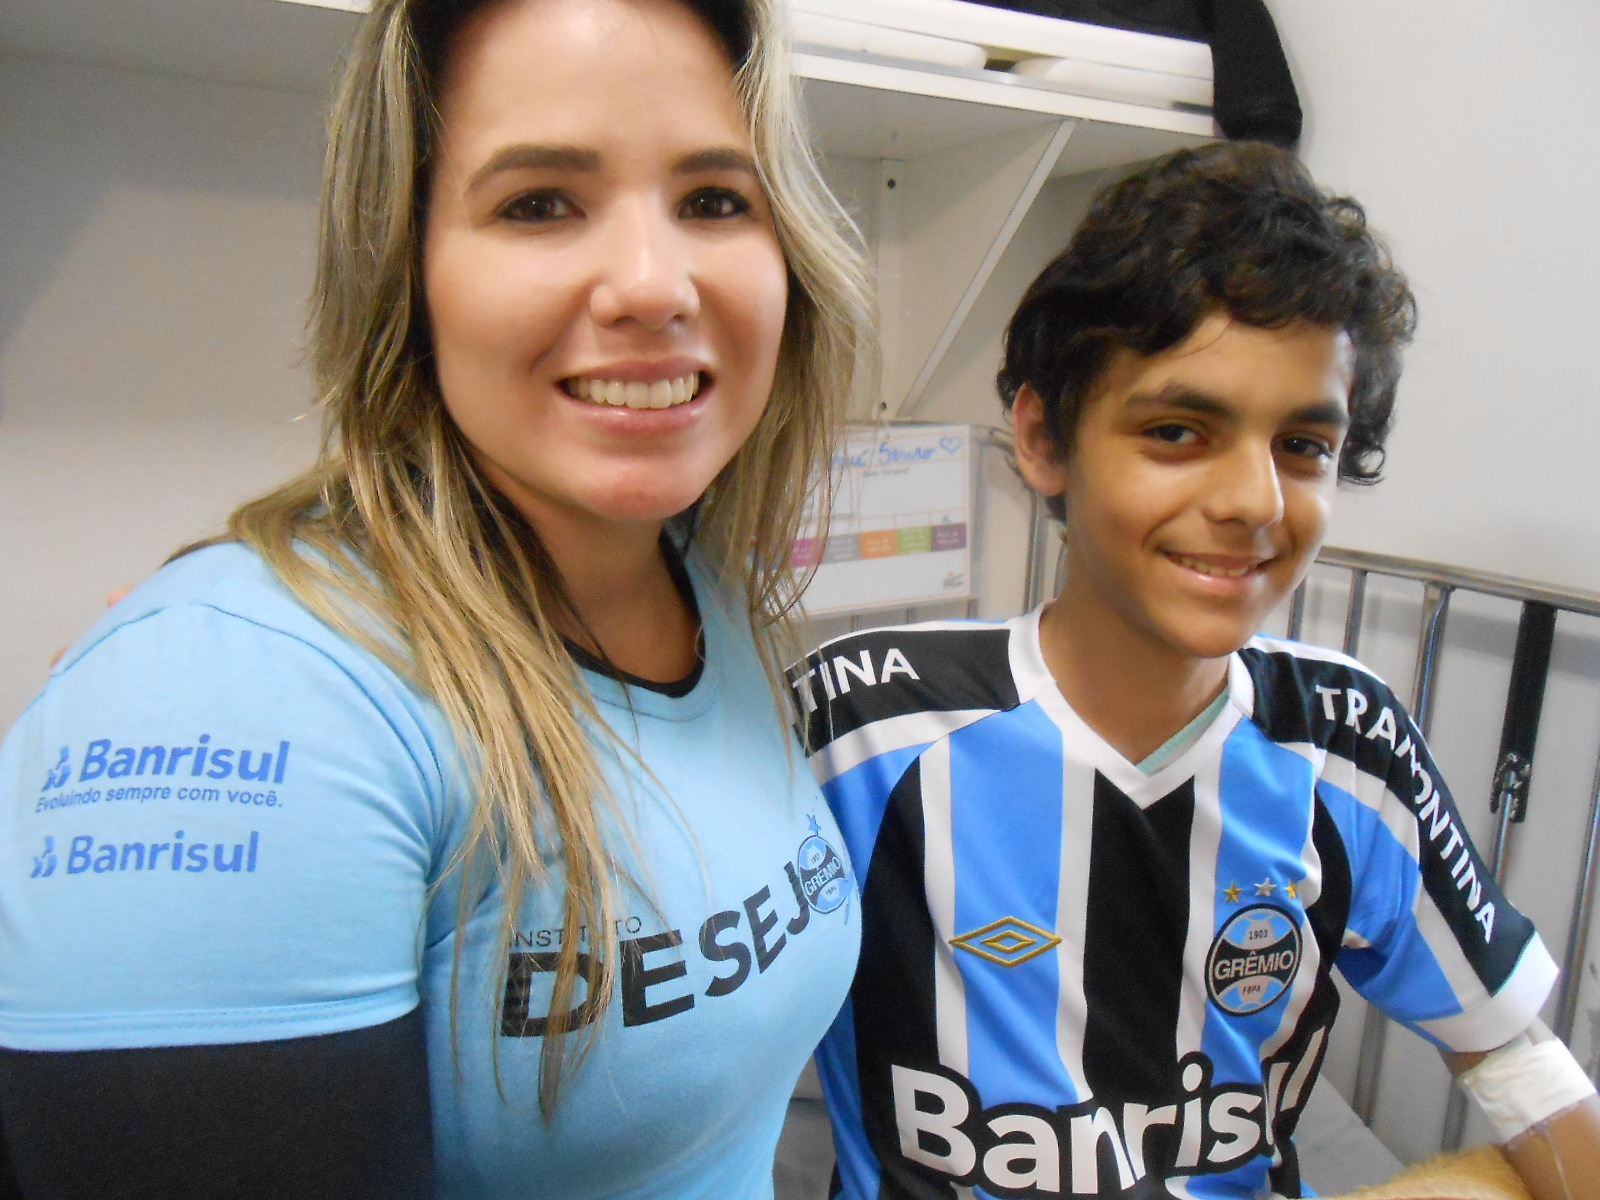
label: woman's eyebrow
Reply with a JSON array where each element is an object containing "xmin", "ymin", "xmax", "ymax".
[
  {"xmin": 463, "ymin": 145, "xmax": 756, "ymax": 192},
  {"xmin": 673, "ymin": 148, "xmax": 759, "ymax": 176},
  {"xmin": 467, "ymin": 144, "xmax": 600, "ymax": 191}
]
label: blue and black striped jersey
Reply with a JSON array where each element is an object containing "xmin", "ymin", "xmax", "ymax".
[{"xmin": 791, "ymin": 609, "xmax": 1556, "ymax": 1200}]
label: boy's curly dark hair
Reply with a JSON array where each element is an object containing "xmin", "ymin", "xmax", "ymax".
[{"xmin": 998, "ymin": 141, "xmax": 1416, "ymax": 519}]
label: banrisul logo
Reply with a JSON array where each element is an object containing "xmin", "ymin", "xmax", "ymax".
[
  {"xmin": 1207, "ymin": 904, "xmax": 1301, "ymax": 1016},
  {"xmin": 796, "ymin": 814, "xmax": 849, "ymax": 916},
  {"xmin": 43, "ymin": 749, "xmax": 72, "ymax": 790},
  {"xmin": 28, "ymin": 830, "xmax": 262, "ymax": 879},
  {"xmin": 39, "ymin": 736, "xmax": 292, "ymax": 790},
  {"xmin": 31, "ymin": 837, "xmax": 58, "ymax": 879}
]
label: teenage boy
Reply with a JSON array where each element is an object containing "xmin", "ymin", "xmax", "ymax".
[{"xmin": 792, "ymin": 142, "xmax": 1600, "ymax": 1200}]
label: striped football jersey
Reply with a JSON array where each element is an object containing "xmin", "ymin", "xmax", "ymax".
[{"xmin": 791, "ymin": 608, "xmax": 1556, "ymax": 1200}]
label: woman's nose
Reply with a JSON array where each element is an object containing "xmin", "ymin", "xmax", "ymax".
[{"xmin": 589, "ymin": 204, "xmax": 700, "ymax": 331}]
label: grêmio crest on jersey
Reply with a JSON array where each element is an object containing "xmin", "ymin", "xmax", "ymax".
[{"xmin": 1207, "ymin": 904, "xmax": 1302, "ymax": 1016}]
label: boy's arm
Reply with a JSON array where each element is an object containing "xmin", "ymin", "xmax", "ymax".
[{"xmin": 1445, "ymin": 1020, "xmax": 1600, "ymax": 1200}]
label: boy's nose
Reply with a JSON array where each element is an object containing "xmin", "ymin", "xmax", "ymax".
[
  {"xmin": 1204, "ymin": 442, "xmax": 1285, "ymax": 527},
  {"xmin": 589, "ymin": 206, "xmax": 701, "ymax": 331}
]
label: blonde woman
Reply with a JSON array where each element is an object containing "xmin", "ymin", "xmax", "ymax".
[{"xmin": 0, "ymin": 0, "xmax": 869, "ymax": 1194}]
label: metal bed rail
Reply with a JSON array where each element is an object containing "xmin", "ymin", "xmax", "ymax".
[{"xmin": 1289, "ymin": 547, "xmax": 1600, "ymax": 1150}]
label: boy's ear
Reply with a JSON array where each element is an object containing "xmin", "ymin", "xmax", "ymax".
[{"xmin": 1012, "ymin": 385, "xmax": 1071, "ymax": 501}]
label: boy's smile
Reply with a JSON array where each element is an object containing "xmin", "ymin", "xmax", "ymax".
[{"xmin": 1016, "ymin": 312, "xmax": 1354, "ymax": 742}]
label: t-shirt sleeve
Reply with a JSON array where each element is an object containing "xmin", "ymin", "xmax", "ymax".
[
  {"xmin": 1317, "ymin": 670, "xmax": 1556, "ymax": 1053},
  {"xmin": 0, "ymin": 601, "xmax": 446, "ymax": 1051}
]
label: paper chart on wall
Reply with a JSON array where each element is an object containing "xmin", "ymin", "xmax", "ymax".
[{"xmin": 793, "ymin": 423, "xmax": 972, "ymax": 617}]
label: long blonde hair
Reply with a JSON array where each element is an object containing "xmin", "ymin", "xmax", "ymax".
[{"xmin": 225, "ymin": 0, "xmax": 869, "ymax": 1110}]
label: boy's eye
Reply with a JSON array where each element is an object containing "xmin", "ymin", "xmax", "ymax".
[
  {"xmin": 680, "ymin": 187, "xmax": 752, "ymax": 220},
  {"xmin": 1145, "ymin": 423, "xmax": 1201, "ymax": 446},
  {"xmin": 498, "ymin": 190, "xmax": 576, "ymax": 223},
  {"xmin": 1280, "ymin": 434, "xmax": 1335, "ymax": 462}
]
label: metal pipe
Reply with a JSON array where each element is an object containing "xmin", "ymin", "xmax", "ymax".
[
  {"xmin": 1023, "ymin": 493, "xmax": 1051, "ymax": 612},
  {"xmin": 1557, "ymin": 745, "xmax": 1600, "ymax": 1042},
  {"xmin": 1343, "ymin": 570, "xmax": 1368, "ymax": 658},
  {"xmin": 1410, "ymin": 583, "xmax": 1453, "ymax": 731},
  {"xmin": 1319, "ymin": 545, "xmax": 1600, "ymax": 620},
  {"xmin": 1286, "ymin": 582, "xmax": 1307, "ymax": 642},
  {"xmin": 1351, "ymin": 581, "xmax": 1453, "ymax": 1126}
]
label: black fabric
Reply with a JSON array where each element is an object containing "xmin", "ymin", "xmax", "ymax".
[
  {"xmin": 1079, "ymin": 774, "xmax": 1195, "ymax": 1101},
  {"xmin": 852, "ymin": 760, "xmax": 947, "ymax": 1199},
  {"xmin": 967, "ymin": 0, "xmax": 1302, "ymax": 145},
  {"xmin": 0, "ymin": 1108, "xmax": 20, "ymax": 1200},
  {"xmin": 1205, "ymin": 0, "xmax": 1302, "ymax": 146},
  {"xmin": 1263, "ymin": 795, "xmax": 1355, "ymax": 1198},
  {"xmin": 0, "ymin": 1011, "xmax": 433, "ymax": 1199},
  {"xmin": 791, "ymin": 627, "xmax": 1017, "ymax": 752}
]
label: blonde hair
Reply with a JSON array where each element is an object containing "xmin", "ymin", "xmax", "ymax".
[{"xmin": 225, "ymin": 0, "xmax": 869, "ymax": 1110}]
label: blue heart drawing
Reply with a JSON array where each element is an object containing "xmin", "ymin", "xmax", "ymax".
[{"xmin": 939, "ymin": 436, "xmax": 963, "ymax": 454}]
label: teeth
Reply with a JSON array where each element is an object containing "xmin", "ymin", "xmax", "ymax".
[
  {"xmin": 1171, "ymin": 553, "xmax": 1256, "ymax": 579},
  {"xmin": 571, "ymin": 373, "xmax": 700, "ymax": 409}
]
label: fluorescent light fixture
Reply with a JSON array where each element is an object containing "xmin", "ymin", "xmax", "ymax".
[{"xmin": 272, "ymin": 0, "xmax": 370, "ymax": 12}]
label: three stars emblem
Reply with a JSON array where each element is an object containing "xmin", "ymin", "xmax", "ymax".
[{"xmin": 1221, "ymin": 877, "xmax": 1305, "ymax": 905}]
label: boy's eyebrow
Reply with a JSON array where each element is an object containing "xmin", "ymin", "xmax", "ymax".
[
  {"xmin": 466, "ymin": 145, "xmax": 757, "ymax": 192},
  {"xmin": 1129, "ymin": 385, "xmax": 1350, "ymax": 430}
]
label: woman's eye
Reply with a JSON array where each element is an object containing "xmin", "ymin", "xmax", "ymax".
[
  {"xmin": 681, "ymin": 187, "xmax": 751, "ymax": 220},
  {"xmin": 498, "ymin": 190, "xmax": 576, "ymax": 223}
]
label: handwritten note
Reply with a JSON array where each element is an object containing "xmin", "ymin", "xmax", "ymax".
[{"xmin": 793, "ymin": 423, "xmax": 972, "ymax": 616}]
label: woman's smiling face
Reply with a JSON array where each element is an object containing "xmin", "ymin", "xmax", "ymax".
[{"xmin": 422, "ymin": 0, "xmax": 788, "ymax": 543}]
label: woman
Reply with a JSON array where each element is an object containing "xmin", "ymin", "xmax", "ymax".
[{"xmin": 0, "ymin": 0, "xmax": 869, "ymax": 1194}]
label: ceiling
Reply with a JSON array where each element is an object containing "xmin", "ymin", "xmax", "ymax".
[{"xmin": 0, "ymin": 0, "xmax": 359, "ymax": 95}]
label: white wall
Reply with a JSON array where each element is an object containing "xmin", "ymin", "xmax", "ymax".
[
  {"xmin": 1272, "ymin": 0, "xmax": 1600, "ymax": 590},
  {"xmin": 0, "ymin": 53, "xmax": 324, "ymax": 730}
]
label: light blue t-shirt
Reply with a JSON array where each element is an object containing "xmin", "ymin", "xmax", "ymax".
[{"xmin": 0, "ymin": 543, "xmax": 859, "ymax": 1199}]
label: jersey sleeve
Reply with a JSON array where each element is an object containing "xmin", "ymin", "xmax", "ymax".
[
  {"xmin": 789, "ymin": 623, "xmax": 1019, "ymax": 890},
  {"xmin": 1297, "ymin": 656, "xmax": 1557, "ymax": 1052},
  {"xmin": 0, "ymin": 598, "xmax": 449, "ymax": 1052}
]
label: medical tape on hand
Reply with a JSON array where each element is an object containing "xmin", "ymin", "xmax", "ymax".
[{"xmin": 1455, "ymin": 1033, "xmax": 1596, "ymax": 1143}]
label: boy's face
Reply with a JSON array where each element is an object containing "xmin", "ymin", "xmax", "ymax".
[{"xmin": 1016, "ymin": 312, "xmax": 1354, "ymax": 666}]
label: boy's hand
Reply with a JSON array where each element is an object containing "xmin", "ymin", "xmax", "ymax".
[{"xmin": 49, "ymin": 586, "xmax": 134, "ymax": 668}]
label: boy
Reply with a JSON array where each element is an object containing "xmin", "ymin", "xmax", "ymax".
[{"xmin": 792, "ymin": 142, "xmax": 1599, "ymax": 1199}]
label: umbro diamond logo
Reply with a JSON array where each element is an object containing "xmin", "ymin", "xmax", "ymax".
[{"xmin": 950, "ymin": 916, "xmax": 1060, "ymax": 968}]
